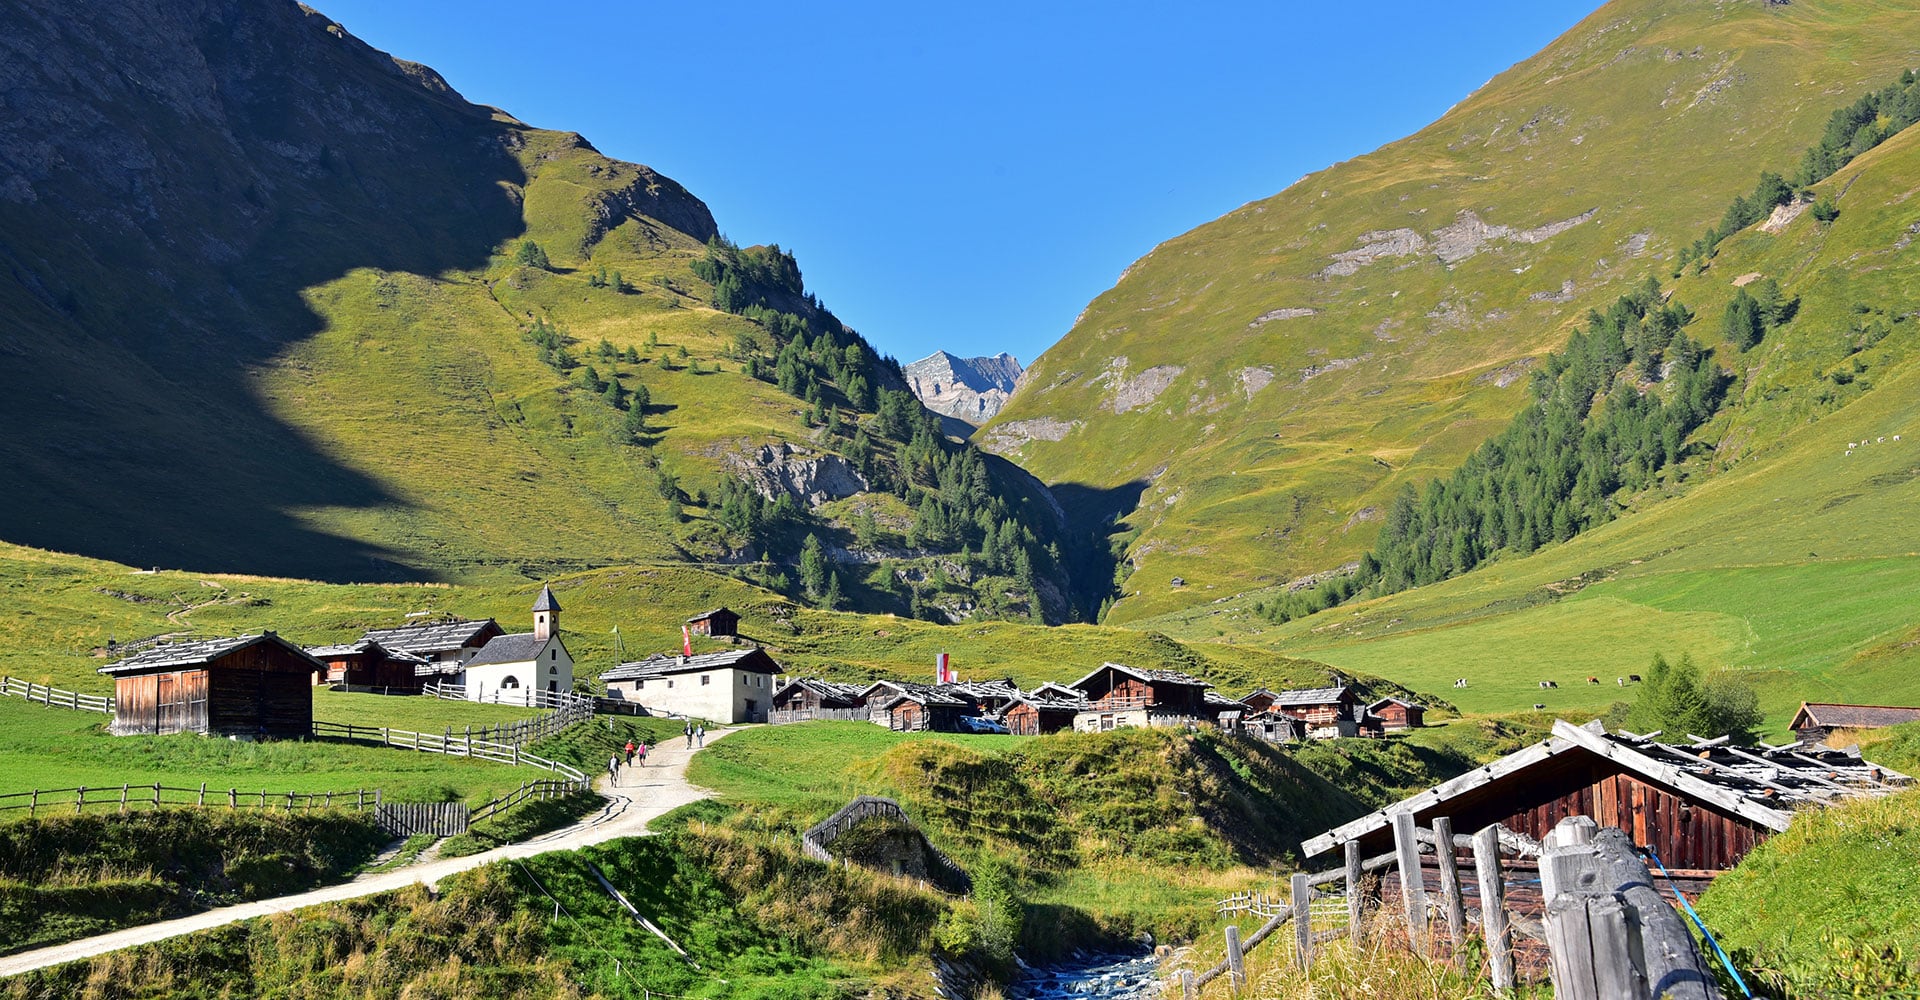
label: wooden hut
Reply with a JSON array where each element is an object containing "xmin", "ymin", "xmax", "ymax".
[
  {"xmin": 1239, "ymin": 687, "xmax": 1281, "ymax": 714},
  {"xmin": 306, "ymin": 639, "xmax": 430, "ymax": 692},
  {"xmin": 999, "ymin": 690, "xmax": 1088, "ymax": 736},
  {"xmin": 1240, "ymin": 711, "xmax": 1305, "ymax": 744},
  {"xmin": 770, "ymin": 678, "xmax": 869, "ymax": 723},
  {"xmin": 1302, "ymin": 720, "xmax": 1911, "ymax": 874},
  {"xmin": 686, "ymin": 607, "xmax": 741, "ymax": 638},
  {"xmin": 1271, "ymin": 686, "xmax": 1363, "ymax": 738},
  {"xmin": 874, "ymin": 686, "xmax": 972, "ymax": 732},
  {"xmin": 100, "ymin": 633, "xmax": 319, "ymax": 738},
  {"xmin": 1788, "ymin": 702, "xmax": 1920, "ymax": 746},
  {"xmin": 1367, "ymin": 697, "xmax": 1426, "ymax": 731},
  {"xmin": 1067, "ymin": 662, "xmax": 1211, "ymax": 731}
]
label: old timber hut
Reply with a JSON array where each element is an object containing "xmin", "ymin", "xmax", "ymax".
[
  {"xmin": 1068, "ymin": 662, "xmax": 1212, "ymax": 732},
  {"xmin": 1303, "ymin": 720, "xmax": 1910, "ymax": 874},
  {"xmin": 100, "ymin": 632, "xmax": 321, "ymax": 737}
]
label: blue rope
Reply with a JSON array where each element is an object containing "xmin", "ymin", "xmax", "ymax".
[{"xmin": 1643, "ymin": 846, "xmax": 1754, "ymax": 999}]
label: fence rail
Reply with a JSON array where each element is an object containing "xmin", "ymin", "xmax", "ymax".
[
  {"xmin": 0, "ymin": 782, "xmax": 385, "ymax": 818},
  {"xmin": 418, "ymin": 682, "xmax": 595, "ymax": 746},
  {"xmin": 470, "ymin": 778, "xmax": 588, "ymax": 825},
  {"xmin": 309, "ymin": 720, "xmax": 587, "ymax": 782},
  {"xmin": 1, "ymin": 676, "xmax": 114, "ymax": 714},
  {"xmin": 769, "ymin": 707, "xmax": 870, "ymax": 725}
]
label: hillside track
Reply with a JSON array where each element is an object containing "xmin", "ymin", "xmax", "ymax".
[{"xmin": 0, "ymin": 726, "xmax": 739, "ymax": 979}]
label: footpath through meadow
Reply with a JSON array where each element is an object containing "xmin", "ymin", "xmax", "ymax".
[{"xmin": 0, "ymin": 726, "xmax": 737, "ymax": 979}]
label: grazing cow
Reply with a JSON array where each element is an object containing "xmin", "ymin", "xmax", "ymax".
[
  {"xmin": 1628, "ymin": 674, "xmax": 1642, "ymax": 683},
  {"xmin": 1533, "ymin": 703, "xmax": 1546, "ymax": 710},
  {"xmin": 1454, "ymin": 678, "xmax": 1469, "ymax": 688},
  {"xmin": 1617, "ymin": 677, "xmax": 1626, "ymax": 686},
  {"xmin": 1587, "ymin": 676, "xmax": 1600, "ymax": 684}
]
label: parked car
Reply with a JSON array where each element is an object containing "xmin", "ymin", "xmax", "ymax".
[{"xmin": 960, "ymin": 716, "xmax": 1009, "ymax": 734}]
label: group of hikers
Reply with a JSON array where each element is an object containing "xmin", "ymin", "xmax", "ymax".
[{"xmin": 604, "ymin": 721, "xmax": 708, "ymax": 786}]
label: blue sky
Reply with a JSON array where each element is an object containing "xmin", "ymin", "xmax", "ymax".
[{"xmin": 317, "ymin": 1, "xmax": 1600, "ymax": 367}]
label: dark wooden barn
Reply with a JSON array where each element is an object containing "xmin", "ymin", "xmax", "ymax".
[
  {"xmin": 1303, "ymin": 720, "xmax": 1911, "ymax": 874},
  {"xmin": 687, "ymin": 607, "xmax": 740, "ymax": 638},
  {"xmin": 1788, "ymin": 702, "xmax": 1920, "ymax": 746},
  {"xmin": 1271, "ymin": 686, "xmax": 1360, "ymax": 728},
  {"xmin": 875, "ymin": 687, "xmax": 971, "ymax": 732},
  {"xmin": 306, "ymin": 639, "xmax": 431, "ymax": 692},
  {"xmin": 770, "ymin": 678, "xmax": 869, "ymax": 723},
  {"xmin": 999, "ymin": 691, "xmax": 1088, "ymax": 735},
  {"xmin": 1368, "ymin": 696, "xmax": 1426, "ymax": 731},
  {"xmin": 1240, "ymin": 688, "xmax": 1281, "ymax": 714},
  {"xmin": 101, "ymin": 633, "xmax": 320, "ymax": 738}
]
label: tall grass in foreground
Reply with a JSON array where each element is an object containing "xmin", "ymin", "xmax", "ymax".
[{"xmin": 1172, "ymin": 910, "xmax": 1546, "ymax": 1000}]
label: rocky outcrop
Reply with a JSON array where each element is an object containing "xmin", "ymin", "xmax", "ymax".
[
  {"xmin": 1320, "ymin": 208, "xmax": 1597, "ymax": 275},
  {"xmin": 1094, "ymin": 359, "xmax": 1184, "ymax": 414},
  {"xmin": 904, "ymin": 351, "xmax": 1023, "ymax": 425},
  {"xmin": 982, "ymin": 417, "xmax": 1081, "ymax": 452},
  {"xmin": 723, "ymin": 442, "xmax": 868, "ymax": 507}
]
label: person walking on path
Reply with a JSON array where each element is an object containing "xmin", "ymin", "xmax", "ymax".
[
  {"xmin": 637, "ymin": 741, "xmax": 648, "ymax": 765},
  {"xmin": 608, "ymin": 754, "xmax": 620, "ymax": 787},
  {"xmin": 624, "ymin": 740, "xmax": 637, "ymax": 766},
  {"xmin": 695, "ymin": 725, "xmax": 705, "ymax": 748},
  {"xmin": 684, "ymin": 722, "xmax": 693, "ymax": 748}
]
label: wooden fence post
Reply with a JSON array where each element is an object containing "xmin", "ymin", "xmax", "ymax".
[
  {"xmin": 198, "ymin": 782, "xmax": 207, "ymax": 806},
  {"xmin": 1432, "ymin": 815, "xmax": 1466, "ymax": 958},
  {"xmin": 75, "ymin": 786, "xmax": 85, "ymax": 814},
  {"xmin": 152, "ymin": 782, "xmax": 161, "ymax": 810},
  {"xmin": 229, "ymin": 788, "xmax": 237, "ymax": 809},
  {"xmin": 29, "ymin": 788, "xmax": 37, "ymax": 818},
  {"xmin": 1472, "ymin": 824, "xmax": 1515, "ymax": 994},
  {"xmin": 1540, "ymin": 821, "xmax": 1719, "ymax": 1000},
  {"xmin": 1291, "ymin": 872, "xmax": 1312, "ymax": 969},
  {"xmin": 1345, "ymin": 839, "xmax": 1365, "ymax": 943},
  {"xmin": 1223, "ymin": 924, "xmax": 1246, "ymax": 994},
  {"xmin": 119, "ymin": 784, "xmax": 129, "ymax": 814},
  {"xmin": 1390, "ymin": 811, "xmax": 1428, "ymax": 946}
]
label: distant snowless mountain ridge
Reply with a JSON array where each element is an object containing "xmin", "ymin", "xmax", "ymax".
[{"xmin": 904, "ymin": 351, "xmax": 1024, "ymax": 425}]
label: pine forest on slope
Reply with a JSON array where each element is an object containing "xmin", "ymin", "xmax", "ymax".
[{"xmin": 982, "ymin": 0, "xmax": 1920, "ymax": 624}]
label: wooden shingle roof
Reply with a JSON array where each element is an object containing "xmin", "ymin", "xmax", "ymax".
[
  {"xmin": 363, "ymin": 618, "xmax": 500, "ymax": 655},
  {"xmin": 1066, "ymin": 662, "xmax": 1210, "ymax": 691},
  {"xmin": 100, "ymin": 632, "xmax": 323, "ymax": 676},
  {"xmin": 1301, "ymin": 720, "xmax": 1911, "ymax": 860},
  {"xmin": 1789, "ymin": 702, "xmax": 1920, "ymax": 731}
]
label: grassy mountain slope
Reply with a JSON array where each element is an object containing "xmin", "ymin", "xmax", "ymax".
[
  {"xmin": 981, "ymin": 0, "xmax": 1920, "ymax": 623},
  {"xmin": 1137, "ymin": 119, "xmax": 1920, "ymax": 733},
  {"xmin": 0, "ymin": 0, "xmax": 1075, "ymax": 623}
]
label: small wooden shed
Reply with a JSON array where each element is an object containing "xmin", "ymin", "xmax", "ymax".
[
  {"xmin": 687, "ymin": 607, "xmax": 740, "ymax": 638},
  {"xmin": 1367, "ymin": 696, "xmax": 1426, "ymax": 731},
  {"xmin": 100, "ymin": 633, "xmax": 320, "ymax": 738},
  {"xmin": 875, "ymin": 687, "xmax": 971, "ymax": 733},
  {"xmin": 306, "ymin": 639, "xmax": 430, "ymax": 691},
  {"xmin": 999, "ymin": 691, "xmax": 1088, "ymax": 735}
]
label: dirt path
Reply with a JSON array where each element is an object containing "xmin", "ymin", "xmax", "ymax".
[{"xmin": 0, "ymin": 727, "xmax": 739, "ymax": 980}]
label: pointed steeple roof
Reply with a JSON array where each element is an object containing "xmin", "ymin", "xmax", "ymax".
[{"xmin": 531, "ymin": 584, "xmax": 561, "ymax": 612}]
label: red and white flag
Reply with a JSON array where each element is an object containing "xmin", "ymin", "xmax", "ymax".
[
  {"xmin": 682, "ymin": 625, "xmax": 693, "ymax": 657},
  {"xmin": 936, "ymin": 652, "xmax": 951, "ymax": 684}
]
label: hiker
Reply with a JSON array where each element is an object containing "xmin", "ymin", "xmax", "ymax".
[
  {"xmin": 637, "ymin": 741, "xmax": 648, "ymax": 764},
  {"xmin": 624, "ymin": 739, "xmax": 637, "ymax": 765},
  {"xmin": 608, "ymin": 754, "xmax": 620, "ymax": 787},
  {"xmin": 685, "ymin": 722, "xmax": 693, "ymax": 747},
  {"xmin": 695, "ymin": 724, "xmax": 705, "ymax": 748}
]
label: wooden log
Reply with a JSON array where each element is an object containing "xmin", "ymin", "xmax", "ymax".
[
  {"xmin": 1223, "ymin": 924, "xmax": 1246, "ymax": 994},
  {"xmin": 1391, "ymin": 811, "xmax": 1428, "ymax": 945},
  {"xmin": 1586, "ymin": 893, "xmax": 1648, "ymax": 999},
  {"xmin": 1432, "ymin": 815, "xmax": 1466, "ymax": 958},
  {"xmin": 1180, "ymin": 969, "xmax": 1195, "ymax": 1000},
  {"xmin": 1544, "ymin": 892, "xmax": 1599, "ymax": 1000},
  {"xmin": 1291, "ymin": 872, "xmax": 1312, "ymax": 969},
  {"xmin": 1472, "ymin": 824, "xmax": 1515, "ymax": 994},
  {"xmin": 1345, "ymin": 839, "xmax": 1365, "ymax": 943}
]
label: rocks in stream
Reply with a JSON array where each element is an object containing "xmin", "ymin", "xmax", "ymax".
[{"xmin": 1007, "ymin": 950, "xmax": 1162, "ymax": 1000}]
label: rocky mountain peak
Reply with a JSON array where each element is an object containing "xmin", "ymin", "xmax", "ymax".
[{"xmin": 905, "ymin": 351, "xmax": 1024, "ymax": 425}]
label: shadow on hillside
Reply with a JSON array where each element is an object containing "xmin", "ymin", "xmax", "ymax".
[
  {"xmin": 0, "ymin": 6, "xmax": 702, "ymax": 583},
  {"xmin": 1046, "ymin": 480, "xmax": 1150, "ymax": 621}
]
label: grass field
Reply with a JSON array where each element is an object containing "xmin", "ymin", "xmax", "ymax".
[
  {"xmin": 0, "ymin": 699, "xmax": 530, "ymax": 806},
  {"xmin": 311, "ymin": 689, "xmax": 539, "ymax": 731}
]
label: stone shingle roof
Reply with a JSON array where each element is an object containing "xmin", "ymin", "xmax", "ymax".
[
  {"xmin": 305, "ymin": 639, "xmax": 429, "ymax": 664},
  {"xmin": 599, "ymin": 647, "xmax": 779, "ymax": 682},
  {"xmin": 1792, "ymin": 703, "xmax": 1920, "ymax": 730},
  {"xmin": 100, "ymin": 633, "xmax": 322, "ymax": 676},
  {"xmin": 774, "ymin": 678, "xmax": 867, "ymax": 706},
  {"xmin": 1066, "ymin": 662, "xmax": 1210, "ymax": 692},
  {"xmin": 1270, "ymin": 686, "xmax": 1352, "ymax": 706},
  {"xmin": 363, "ymin": 618, "xmax": 499, "ymax": 655},
  {"xmin": 463, "ymin": 633, "xmax": 548, "ymax": 668}
]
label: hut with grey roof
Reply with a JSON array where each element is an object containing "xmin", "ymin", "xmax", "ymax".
[{"xmin": 100, "ymin": 632, "xmax": 320, "ymax": 737}]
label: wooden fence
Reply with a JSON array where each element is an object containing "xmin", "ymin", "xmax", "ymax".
[
  {"xmin": 1188, "ymin": 813, "xmax": 1721, "ymax": 998},
  {"xmin": 1, "ymin": 676, "xmax": 114, "ymax": 714},
  {"xmin": 309, "ymin": 720, "xmax": 588, "ymax": 782},
  {"xmin": 418, "ymin": 682, "xmax": 596, "ymax": 746},
  {"xmin": 0, "ymin": 774, "xmax": 589, "ymax": 838},
  {"xmin": 768, "ymin": 707, "xmax": 871, "ymax": 725},
  {"xmin": 374, "ymin": 800, "xmax": 470, "ymax": 837},
  {"xmin": 801, "ymin": 795, "xmax": 973, "ymax": 892}
]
